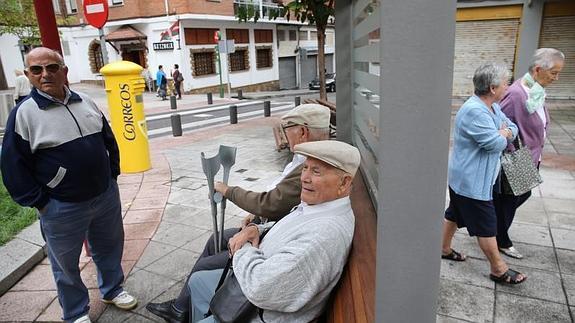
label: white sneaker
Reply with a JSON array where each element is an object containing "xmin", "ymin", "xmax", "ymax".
[
  {"xmin": 102, "ymin": 291, "xmax": 138, "ymax": 310},
  {"xmin": 73, "ymin": 315, "xmax": 91, "ymax": 323}
]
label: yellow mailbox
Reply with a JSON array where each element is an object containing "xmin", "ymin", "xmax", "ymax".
[{"xmin": 100, "ymin": 61, "xmax": 151, "ymax": 173}]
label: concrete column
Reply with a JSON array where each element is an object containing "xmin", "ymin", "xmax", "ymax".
[
  {"xmin": 335, "ymin": 0, "xmax": 353, "ymax": 143},
  {"xmin": 376, "ymin": 0, "xmax": 456, "ymax": 322},
  {"xmin": 514, "ymin": 0, "xmax": 545, "ymax": 79}
]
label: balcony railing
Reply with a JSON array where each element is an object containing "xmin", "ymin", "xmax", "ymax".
[{"xmin": 233, "ymin": 0, "xmax": 282, "ymax": 20}]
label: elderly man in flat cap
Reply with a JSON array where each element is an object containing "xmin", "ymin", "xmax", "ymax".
[
  {"xmin": 187, "ymin": 140, "xmax": 360, "ymax": 322},
  {"xmin": 147, "ymin": 104, "xmax": 331, "ymax": 322}
]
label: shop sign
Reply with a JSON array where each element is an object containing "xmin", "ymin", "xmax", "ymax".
[{"xmin": 153, "ymin": 42, "xmax": 174, "ymax": 51}]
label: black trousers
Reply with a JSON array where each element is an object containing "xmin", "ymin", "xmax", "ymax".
[
  {"xmin": 174, "ymin": 81, "xmax": 182, "ymax": 98},
  {"xmin": 174, "ymin": 227, "xmax": 241, "ymax": 312},
  {"xmin": 493, "ymin": 190, "xmax": 531, "ymax": 248}
]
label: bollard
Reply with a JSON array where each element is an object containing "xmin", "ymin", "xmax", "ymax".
[
  {"xmin": 229, "ymin": 105, "xmax": 238, "ymax": 124},
  {"xmin": 264, "ymin": 101, "xmax": 271, "ymax": 117},
  {"xmin": 0, "ymin": 93, "xmax": 15, "ymax": 128},
  {"xmin": 171, "ymin": 114, "xmax": 182, "ymax": 136},
  {"xmin": 237, "ymin": 89, "xmax": 243, "ymax": 100},
  {"xmin": 295, "ymin": 96, "xmax": 301, "ymax": 106},
  {"xmin": 207, "ymin": 92, "xmax": 213, "ymax": 105},
  {"xmin": 170, "ymin": 95, "xmax": 177, "ymax": 110}
]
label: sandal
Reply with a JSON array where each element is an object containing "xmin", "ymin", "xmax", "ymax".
[
  {"xmin": 441, "ymin": 249, "xmax": 466, "ymax": 261},
  {"xmin": 499, "ymin": 246, "xmax": 523, "ymax": 259},
  {"xmin": 489, "ymin": 268, "xmax": 527, "ymax": 285}
]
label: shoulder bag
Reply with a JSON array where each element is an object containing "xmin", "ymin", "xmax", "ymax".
[
  {"xmin": 207, "ymin": 226, "xmax": 271, "ymax": 322},
  {"xmin": 500, "ymin": 136, "xmax": 543, "ymax": 196}
]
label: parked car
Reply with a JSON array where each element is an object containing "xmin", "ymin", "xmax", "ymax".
[{"xmin": 309, "ymin": 73, "xmax": 336, "ymax": 92}]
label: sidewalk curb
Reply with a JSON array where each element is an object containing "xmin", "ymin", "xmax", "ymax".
[
  {"xmin": 0, "ymin": 220, "xmax": 46, "ymax": 295},
  {"xmin": 240, "ymin": 89, "xmax": 319, "ymax": 100}
]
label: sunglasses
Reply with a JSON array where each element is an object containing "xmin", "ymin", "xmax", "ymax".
[{"xmin": 27, "ymin": 63, "xmax": 64, "ymax": 75}]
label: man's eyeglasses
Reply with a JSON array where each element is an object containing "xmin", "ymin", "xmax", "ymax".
[
  {"xmin": 282, "ymin": 124, "xmax": 307, "ymax": 131},
  {"xmin": 27, "ymin": 63, "xmax": 64, "ymax": 75}
]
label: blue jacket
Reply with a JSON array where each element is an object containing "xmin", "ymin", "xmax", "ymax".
[
  {"xmin": 1, "ymin": 87, "xmax": 120, "ymax": 209},
  {"xmin": 156, "ymin": 70, "xmax": 166, "ymax": 87},
  {"xmin": 448, "ymin": 95, "xmax": 518, "ymax": 201}
]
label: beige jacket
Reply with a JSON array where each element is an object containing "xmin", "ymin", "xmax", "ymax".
[{"xmin": 224, "ymin": 164, "xmax": 303, "ymax": 220}]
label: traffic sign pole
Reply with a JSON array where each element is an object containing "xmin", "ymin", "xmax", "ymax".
[
  {"xmin": 214, "ymin": 32, "xmax": 224, "ymax": 98},
  {"xmin": 98, "ymin": 28, "xmax": 109, "ymax": 65},
  {"xmin": 216, "ymin": 45, "xmax": 224, "ymax": 98},
  {"xmin": 84, "ymin": 0, "xmax": 110, "ymax": 65}
]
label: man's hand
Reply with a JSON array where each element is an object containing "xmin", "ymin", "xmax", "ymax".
[
  {"xmin": 228, "ymin": 225, "xmax": 260, "ymax": 256},
  {"xmin": 241, "ymin": 214, "xmax": 256, "ymax": 229},
  {"xmin": 214, "ymin": 182, "xmax": 229, "ymax": 196}
]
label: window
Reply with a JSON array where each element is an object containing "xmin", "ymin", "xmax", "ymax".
[
  {"xmin": 89, "ymin": 40, "xmax": 104, "ymax": 73},
  {"xmin": 254, "ymin": 29, "xmax": 273, "ymax": 43},
  {"xmin": 277, "ymin": 30, "xmax": 286, "ymax": 42},
  {"xmin": 62, "ymin": 41, "xmax": 71, "ymax": 56},
  {"xmin": 192, "ymin": 51, "xmax": 215, "ymax": 76},
  {"xmin": 185, "ymin": 28, "xmax": 219, "ymax": 45},
  {"xmin": 299, "ymin": 31, "xmax": 308, "ymax": 41},
  {"xmin": 52, "ymin": 0, "xmax": 61, "ymax": 14},
  {"xmin": 226, "ymin": 29, "xmax": 249, "ymax": 44},
  {"xmin": 229, "ymin": 49, "xmax": 249, "ymax": 72},
  {"xmin": 256, "ymin": 48, "xmax": 272, "ymax": 69},
  {"xmin": 66, "ymin": 0, "xmax": 77, "ymax": 13},
  {"xmin": 289, "ymin": 30, "xmax": 297, "ymax": 41},
  {"xmin": 310, "ymin": 31, "xmax": 317, "ymax": 40}
]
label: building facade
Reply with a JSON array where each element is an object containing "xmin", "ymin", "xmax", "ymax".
[{"xmin": 0, "ymin": 0, "xmax": 336, "ymax": 93}]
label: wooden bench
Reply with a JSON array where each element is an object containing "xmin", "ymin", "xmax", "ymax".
[{"xmin": 326, "ymin": 172, "xmax": 377, "ymax": 323}]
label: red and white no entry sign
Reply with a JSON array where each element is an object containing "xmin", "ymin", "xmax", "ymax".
[{"xmin": 83, "ymin": 0, "xmax": 109, "ymax": 29}]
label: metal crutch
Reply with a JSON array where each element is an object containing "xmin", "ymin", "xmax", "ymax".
[
  {"xmin": 201, "ymin": 151, "xmax": 222, "ymax": 252},
  {"xmin": 214, "ymin": 145, "xmax": 237, "ymax": 250}
]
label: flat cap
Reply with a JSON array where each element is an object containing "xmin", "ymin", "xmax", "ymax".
[
  {"xmin": 281, "ymin": 104, "xmax": 331, "ymax": 128},
  {"xmin": 294, "ymin": 141, "xmax": 361, "ymax": 176}
]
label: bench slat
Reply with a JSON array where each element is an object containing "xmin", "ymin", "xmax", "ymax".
[{"xmin": 327, "ymin": 172, "xmax": 376, "ymax": 323}]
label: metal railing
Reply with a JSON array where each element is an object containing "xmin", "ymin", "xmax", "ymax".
[{"xmin": 233, "ymin": 0, "xmax": 282, "ymax": 20}]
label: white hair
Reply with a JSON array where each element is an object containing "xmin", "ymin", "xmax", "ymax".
[
  {"xmin": 529, "ymin": 48, "xmax": 565, "ymax": 72},
  {"xmin": 308, "ymin": 127, "xmax": 330, "ymax": 141}
]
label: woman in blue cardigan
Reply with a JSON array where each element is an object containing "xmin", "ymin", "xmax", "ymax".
[{"xmin": 441, "ymin": 63, "xmax": 526, "ymax": 285}]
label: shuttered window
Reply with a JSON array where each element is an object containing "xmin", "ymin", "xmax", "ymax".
[
  {"xmin": 539, "ymin": 15, "xmax": 575, "ymax": 98},
  {"xmin": 256, "ymin": 48, "xmax": 272, "ymax": 68},
  {"xmin": 229, "ymin": 49, "xmax": 249, "ymax": 72},
  {"xmin": 193, "ymin": 52, "xmax": 215, "ymax": 76}
]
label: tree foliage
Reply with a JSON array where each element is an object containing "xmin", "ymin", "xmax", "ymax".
[
  {"xmin": 0, "ymin": 0, "xmax": 40, "ymax": 45},
  {"xmin": 236, "ymin": 0, "xmax": 334, "ymax": 100}
]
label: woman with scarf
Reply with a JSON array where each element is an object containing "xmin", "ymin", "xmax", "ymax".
[{"xmin": 495, "ymin": 48, "xmax": 565, "ymax": 259}]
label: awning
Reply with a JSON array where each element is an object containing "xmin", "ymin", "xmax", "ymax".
[{"xmin": 105, "ymin": 25, "xmax": 147, "ymax": 42}]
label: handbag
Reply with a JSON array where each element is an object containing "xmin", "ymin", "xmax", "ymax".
[
  {"xmin": 500, "ymin": 137, "xmax": 542, "ymax": 196},
  {"xmin": 208, "ymin": 257, "xmax": 258, "ymax": 323},
  {"xmin": 207, "ymin": 225, "xmax": 271, "ymax": 322},
  {"xmin": 176, "ymin": 72, "xmax": 184, "ymax": 82}
]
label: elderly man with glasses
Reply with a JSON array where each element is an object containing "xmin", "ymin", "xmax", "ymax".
[
  {"xmin": 189, "ymin": 140, "xmax": 359, "ymax": 322},
  {"xmin": 1, "ymin": 47, "xmax": 137, "ymax": 323},
  {"xmin": 146, "ymin": 103, "xmax": 331, "ymax": 322}
]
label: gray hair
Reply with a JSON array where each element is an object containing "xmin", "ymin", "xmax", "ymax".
[
  {"xmin": 308, "ymin": 127, "xmax": 330, "ymax": 141},
  {"xmin": 529, "ymin": 48, "xmax": 565, "ymax": 72},
  {"xmin": 473, "ymin": 63, "xmax": 510, "ymax": 96}
]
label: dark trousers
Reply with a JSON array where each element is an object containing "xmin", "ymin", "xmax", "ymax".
[
  {"xmin": 493, "ymin": 190, "xmax": 531, "ymax": 248},
  {"xmin": 40, "ymin": 180, "xmax": 125, "ymax": 322},
  {"xmin": 174, "ymin": 81, "xmax": 182, "ymax": 98},
  {"xmin": 174, "ymin": 227, "xmax": 241, "ymax": 312}
]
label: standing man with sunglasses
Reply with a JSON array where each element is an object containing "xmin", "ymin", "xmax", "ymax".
[{"xmin": 1, "ymin": 47, "xmax": 137, "ymax": 323}]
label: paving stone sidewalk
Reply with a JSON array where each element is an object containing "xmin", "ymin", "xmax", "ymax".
[{"xmin": 0, "ymin": 101, "xmax": 573, "ymax": 322}]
